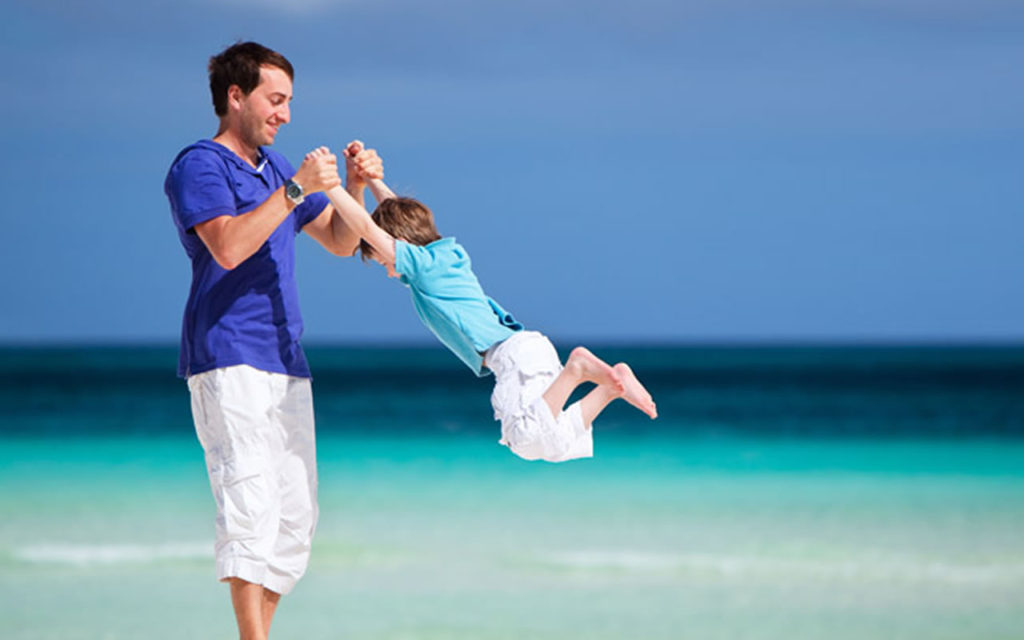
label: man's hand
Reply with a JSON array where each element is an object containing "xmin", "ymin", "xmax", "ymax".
[
  {"xmin": 343, "ymin": 140, "xmax": 384, "ymax": 185},
  {"xmin": 293, "ymin": 146, "xmax": 342, "ymax": 194}
]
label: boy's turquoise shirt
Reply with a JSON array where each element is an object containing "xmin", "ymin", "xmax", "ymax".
[{"xmin": 394, "ymin": 238, "xmax": 523, "ymax": 376}]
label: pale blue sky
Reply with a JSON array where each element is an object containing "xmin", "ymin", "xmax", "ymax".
[{"xmin": 2, "ymin": 0, "xmax": 1022, "ymax": 344}]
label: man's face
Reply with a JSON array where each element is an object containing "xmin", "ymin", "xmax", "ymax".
[{"xmin": 236, "ymin": 65, "xmax": 292, "ymax": 148}]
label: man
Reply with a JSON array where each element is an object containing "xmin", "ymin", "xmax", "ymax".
[{"xmin": 164, "ymin": 42, "xmax": 380, "ymax": 640}]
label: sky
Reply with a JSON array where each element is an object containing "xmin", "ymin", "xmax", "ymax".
[{"xmin": 1, "ymin": 0, "xmax": 1022, "ymax": 345}]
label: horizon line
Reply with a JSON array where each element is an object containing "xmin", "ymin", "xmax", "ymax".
[{"xmin": 2, "ymin": 338, "xmax": 1024, "ymax": 350}]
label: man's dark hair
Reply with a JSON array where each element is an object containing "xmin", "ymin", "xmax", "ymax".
[
  {"xmin": 208, "ymin": 41, "xmax": 294, "ymax": 117},
  {"xmin": 360, "ymin": 198, "xmax": 442, "ymax": 260}
]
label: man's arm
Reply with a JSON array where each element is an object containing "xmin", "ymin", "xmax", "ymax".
[
  {"xmin": 322, "ymin": 183, "xmax": 396, "ymax": 267},
  {"xmin": 304, "ymin": 140, "xmax": 384, "ymax": 256},
  {"xmin": 307, "ymin": 149, "xmax": 397, "ymax": 268},
  {"xmin": 196, "ymin": 147, "xmax": 340, "ymax": 269},
  {"xmin": 302, "ymin": 202, "xmax": 361, "ymax": 257},
  {"xmin": 343, "ymin": 140, "xmax": 382, "ymax": 208}
]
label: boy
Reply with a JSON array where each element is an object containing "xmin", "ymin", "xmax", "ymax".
[{"xmin": 322, "ymin": 145, "xmax": 656, "ymax": 462}]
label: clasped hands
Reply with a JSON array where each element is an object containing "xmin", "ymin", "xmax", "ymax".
[{"xmin": 292, "ymin": 140, "xmax": 384, "ymax": 195}]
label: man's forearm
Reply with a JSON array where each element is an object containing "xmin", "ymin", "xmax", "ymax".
[
  {"xmin": 327, "ymin": 206, "xmax": 362, "ymax": 256},
  {"xmin": 196, "ymin": 187, "xmax": 296, "ymax": 270},
  {"xmin": 321, "ymin": 178, "xmax": 366, "ymax": 255},
  {"xmin": 202, "ymin": 146, "xmax": 341, "ymax": 267},
  {"xmin": 323, "ymin": 185, "xmax": 395, "ymax": 263},
  {"xmin": 346, "ymin": 176, "xmax": 367, "ymax": 209},
  {"xmin": 324, "ymin": 186, "xmax": 373, "ymax": 238}
]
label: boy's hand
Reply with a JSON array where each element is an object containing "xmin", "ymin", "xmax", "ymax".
[
  {"xmin": 343, "ymin": 140, "xmax": 384, "ymax": 183},
  {"xmin": 293, "ymin": 146, "xmax": 342, "ymax": 194}
]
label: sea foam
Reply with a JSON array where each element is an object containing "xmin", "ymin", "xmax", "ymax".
[
  {"xmin": 546, "ymin": 549, "xmax": 1024, "ymax": 585},
  {"xmin": 12, "ymin": 542, "xmax": 211, "ymax": 566}
]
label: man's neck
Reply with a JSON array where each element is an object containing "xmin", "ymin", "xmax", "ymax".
[{"xmin": 212, "ymin": 127, "xmax": 261, "ymax": 168}]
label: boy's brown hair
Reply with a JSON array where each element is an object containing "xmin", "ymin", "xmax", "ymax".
[
  {"xmin": 208, "ymin": 41, "xmax": 295, "ymax": 117},
  {"xmin": 360, "ymin": 197, "xmax": 442, "ymax": 260}
]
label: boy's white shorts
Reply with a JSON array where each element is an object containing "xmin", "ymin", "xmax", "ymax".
[
  {"xmin": 486, "ymin": 331, "xmax": 593, "ymax": 462},
  {"xmin": 187, "ymin": 364, "xmax": 318, "ymax": 595}
]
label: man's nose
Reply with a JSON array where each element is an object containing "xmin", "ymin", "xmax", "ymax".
[{"xmin": 277, "ymin": 104, "xmax": 291, "ymax": 124}]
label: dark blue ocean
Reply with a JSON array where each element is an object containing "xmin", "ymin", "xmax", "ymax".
[{"xmin": 2, "ymin": 345, "xmax": 1023, "ymax": 639}]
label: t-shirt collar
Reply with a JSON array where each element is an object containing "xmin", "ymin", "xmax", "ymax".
[{"xmin": 197, "ymin": 139, "xmax": 269, "ymax": 175}]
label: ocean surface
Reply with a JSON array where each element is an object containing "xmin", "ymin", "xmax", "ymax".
[{"xmin": 1, "ymin": 345, "xmax": 1023, "ymax": 639}]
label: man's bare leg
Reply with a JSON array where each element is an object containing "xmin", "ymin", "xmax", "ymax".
[
  {"xmin": 579, "ymin": 362, "xmax": 658, "ymax": 425},
  {"xmin": 230, "ymin": 578, "xmax": 268, "ymax": 640},
  {"xmin": 542, "ymin": 347, "xmax": 623, "ymax": 419},
  {"xmin": 262, "ymin": 588, "xmax": 281, "ymax": 637}
]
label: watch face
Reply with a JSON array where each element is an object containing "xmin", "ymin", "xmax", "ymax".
[{"xmin": 286, "ymin": 182, "xmax": 302, "ymax": 199}]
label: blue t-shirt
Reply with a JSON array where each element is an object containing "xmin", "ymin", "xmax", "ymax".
[
  {"xmin": 395, "ymin": 238, "xmax": 523, "ymax": 376},
  {"xmin": 165, "ymin": 139, "xmax": 329, "ymax": 379}
]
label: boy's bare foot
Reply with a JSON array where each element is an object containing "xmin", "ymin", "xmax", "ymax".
[
  {"xmin": 613, "ymin": 362, "xmax": 657, "ymax": 419},
  {"xmin": 567, "ymin": 347, "xmax": 623, "ymax": 392}
]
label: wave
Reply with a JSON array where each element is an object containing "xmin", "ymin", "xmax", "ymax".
[
  {"xmin": 544, "ymin": 549, "xmax": 1024, "ymax": 585},
  {"xmin": 11, "ymin": 542, "xmax": 211, "ymax": 566}
]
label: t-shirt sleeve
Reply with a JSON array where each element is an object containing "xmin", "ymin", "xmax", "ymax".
[
  {"xmin": 165, "ymin": 150, "xmax": 236, "ymax": 232},
  {"xmin": 486, "ymin": 296, "xmax": 524, "ymax": 331},
  {"xmin": 295, "ymin": 192, "xmax": 330, "ymax": 230},
  {"xmin": 394, "ymin": 240, "xmax": 436, "ymax": 284}
]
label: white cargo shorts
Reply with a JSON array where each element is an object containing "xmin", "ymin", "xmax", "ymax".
[
  {"xmin": 486, "ymin": 331, "xmax": 593, "ymax": 462},
  {"xmin": 187, "ymin": 364, "xmax": 318, "ymax": 595}
]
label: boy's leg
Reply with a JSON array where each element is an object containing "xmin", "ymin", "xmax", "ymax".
[
  {"xmin": 579, "ymin": 362, "xmax": 658, "ymax": 425},
  {"xmin": 614, "ymin": 363, "xmax": 658, "ymax": 418},
  {"xmin": 542, "ymin": 347, "xmax": 623, "ymax": 419},
  {"xmin": 578, "ymin": 382, "xmax": 621, "ymax": 426}
]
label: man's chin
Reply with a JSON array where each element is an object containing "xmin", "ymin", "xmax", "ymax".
[{"xmin": 250, "ymin": 132, "xmax": 275, "ymax": 148}]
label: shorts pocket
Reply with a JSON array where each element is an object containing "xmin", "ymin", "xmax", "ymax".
[{"xmin": 217, "ymin": 456, "xmax": 274, "ymax": 541}]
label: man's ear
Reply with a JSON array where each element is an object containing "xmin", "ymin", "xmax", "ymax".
[{"xmin": 226, "ymin": 85, "xmax": 245, "ymax": 111}]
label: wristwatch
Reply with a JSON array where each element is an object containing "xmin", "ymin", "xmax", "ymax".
[{"xmin": 285, "ymin": 179, "xmax": 305, "ymax": 205}]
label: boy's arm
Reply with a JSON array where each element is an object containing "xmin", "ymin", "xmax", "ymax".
[
  {"xmin": 322, "ymin": 181, "xmax": 396, "ymax": 267},
  {"xmin": 342, "ymin": 140, "xmax": 391, "ymax": 205},
  {"xmin": 367, "ymin": 178, "xmax": 396, "ymax": 203},
  {"xmin": 304, "ymin": 142, "xmax": 384, "ymax": 257}
]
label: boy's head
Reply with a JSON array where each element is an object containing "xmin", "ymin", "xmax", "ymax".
[{"xmin": 360, "ymin": 197, "xmax": 442, "ymax": 261}]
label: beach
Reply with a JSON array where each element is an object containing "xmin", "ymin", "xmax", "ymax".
[{"xmin": 2, "ymin": 346, "xmax": 1023, "ymax": 639}]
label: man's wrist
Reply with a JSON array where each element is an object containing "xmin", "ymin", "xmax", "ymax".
[
  {"xmin": 346, "ymin": 174, "xmax": 367, "ymax": 192},
  {"xmin": 285, "ymin": 178, "xmax": 305, "ymax": 205}
]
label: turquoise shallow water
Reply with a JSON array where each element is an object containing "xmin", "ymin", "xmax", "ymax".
[
  {"xmin": 1, "ymin": 346, "xmax": 1023, "ymax": 638},
  {"xmin": 2, "ymin": 436, "xmax": 1023, "ymax": 639}
]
